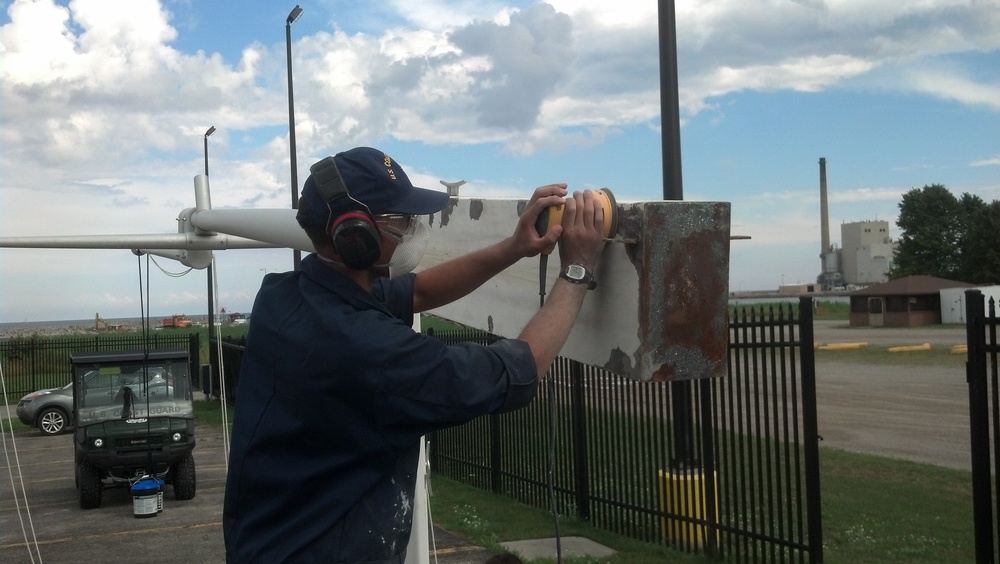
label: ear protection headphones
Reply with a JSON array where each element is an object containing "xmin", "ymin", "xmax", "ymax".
[{"xmin": 309, "ymin": 157, "xmax": 382, "ymax": 270}]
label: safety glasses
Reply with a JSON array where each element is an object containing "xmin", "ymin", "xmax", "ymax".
[{"xmin": 374, "ymin": 214, "xmax": 414, "ymax": 241}]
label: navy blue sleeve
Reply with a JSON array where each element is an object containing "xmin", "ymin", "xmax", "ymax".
[
  {"xmin": 368, "ymin": 272, "xmax": 538, "ymax": 439},
  {"xmin": 373, "ymin": 328, "xmax": 538, "ymax": 441}
]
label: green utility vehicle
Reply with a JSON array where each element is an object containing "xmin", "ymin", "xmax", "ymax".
[{"xmin": 71, "ymin": 349, "xmax": 197, "ymax": 509}]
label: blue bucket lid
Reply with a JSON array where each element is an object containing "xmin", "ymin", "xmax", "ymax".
[{"xmin": 131, "ymin": 479, "xmax": 160, "ymax": 493}]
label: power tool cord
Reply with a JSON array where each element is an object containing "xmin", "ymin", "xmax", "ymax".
[{"xmin": 538, "ymin": 253, "xmax": 564, "ymax": 563}]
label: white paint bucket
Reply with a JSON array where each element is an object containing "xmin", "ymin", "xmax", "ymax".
[{"xmin": 131, "ymin": 479, "xmax": 160, "ymax": 518}]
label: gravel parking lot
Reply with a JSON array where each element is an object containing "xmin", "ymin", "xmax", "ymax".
[
  {"xmin": 0, "ymin": 418, "xmax": 488, "ymax": 563},
  {"xmin": 811, "ymin": 319, "xmax": 972, "ymax": 471},
  {"xmin": 1, "ymin": 420, "xmax": 229, "ymax": 563}
]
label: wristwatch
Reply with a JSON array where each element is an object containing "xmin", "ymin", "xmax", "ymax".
[{"xmin": 559, "ymin": 264, "xmax": 597, "ymax": 290}]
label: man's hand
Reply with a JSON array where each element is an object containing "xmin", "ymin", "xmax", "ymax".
[
  {"xmin": 557, "ymin": 190, "xmax": 607, "ymax": 271},
  {"xmin": 517, "ymin": 189, "xmax": 608, "ymax": 379},
  {"xmin": 509, "ymin": 183, "xmax": 569, "ymax": 258},
  {"xmin": 413, "ymin": 183, "xmax": 568, "ymax": 312}
]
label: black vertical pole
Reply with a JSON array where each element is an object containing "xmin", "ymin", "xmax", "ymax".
[
  {"xmin": 203, "ymin": 128, "xmax": 215, "ymax": 343},
  {"xmin": 286, "ymin": 6, "xmax": 303, "ymax": 271},
  {"xmin": 658, "ymin": 0, "xmax": 694, "ymax": 467},
  {"xmin": 965, "ymin": 289, "xmax": 995, "ymax": 564},
  {"xmin": 799, "ymin": 297, "xmax": 824, "ymax": 563},
  {"xmin": 204, "ymin": 127, "xmax": 216, "ymax": 397},
  {"xmin": 659, "ymin": 0, "xmax": 683, "ymax": 202}
]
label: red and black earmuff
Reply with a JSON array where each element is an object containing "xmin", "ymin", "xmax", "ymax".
[{"xmin": 308, "ymin": 157, "xmax": 382, "ymax": 270}]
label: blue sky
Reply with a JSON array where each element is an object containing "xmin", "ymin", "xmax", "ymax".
[{"xmin": 1, "ymin": 0, "xmax": 998, "ymax": 322}]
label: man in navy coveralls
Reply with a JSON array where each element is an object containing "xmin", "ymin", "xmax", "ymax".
[{"xmin": 224, "ymin": 147, "xmax": 607, "ymax": 563}]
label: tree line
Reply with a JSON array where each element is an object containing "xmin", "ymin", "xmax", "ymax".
[{"xmin": 890, "ymin": 184, "xmax": 1000, "ymax": 284}]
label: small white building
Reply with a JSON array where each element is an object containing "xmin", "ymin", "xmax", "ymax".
[{"xmin": 940, "ymin": 285, "xmax": 1000, "ymax": 324}]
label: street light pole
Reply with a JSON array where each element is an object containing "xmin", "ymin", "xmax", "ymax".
[
  {"xmin": 204, "ymin": 125, "xmax": 217, "ymax": 396},
  {"xmin": 657, "ymin": 0, "xmax": 696, "ymax": 469},
  {"xmin": 286, "ymin": 5, "xmax": 303, "ymax": 271},
  {"xmin": 203, "ymin": 126, "xmax": 215, "ymax": 176},
  {"xmin": 204, "ymin": 125, "xmax": 216, "ymax": 344}
]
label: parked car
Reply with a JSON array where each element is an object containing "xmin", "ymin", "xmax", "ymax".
[{"xmin": 16, "ymin": 383, "xmax": 74, "ymax": 435}]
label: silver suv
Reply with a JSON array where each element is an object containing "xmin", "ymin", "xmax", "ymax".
[{"xmin": 17, "ymin": 382, "xmax": 74, "ymax": 435}]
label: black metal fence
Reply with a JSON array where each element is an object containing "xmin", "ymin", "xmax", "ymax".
[
  {"xmin": 1, "ymin": 333, "xmax": 201, "ymax": 404},
  {"xmin": 429, "ymin": 298, "xmax": 822, "ymax": 562},
  {"xmin": 965, "ymin": 290, "xmax": 999, "ymax": 564}
]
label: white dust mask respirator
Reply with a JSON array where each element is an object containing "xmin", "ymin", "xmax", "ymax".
[{"xmin": 374, "ymin": 215, "xmax": 430, "ymax": 278}]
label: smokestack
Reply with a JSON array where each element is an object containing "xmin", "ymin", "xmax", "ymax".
[{"xmin": 819, "ymin": 157, "xmax": 829, "ymax": 264}]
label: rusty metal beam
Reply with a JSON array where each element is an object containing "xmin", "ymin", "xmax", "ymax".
[{"xmin": 422, "ymin": 196, "xmax": 730, "ymax": 382}]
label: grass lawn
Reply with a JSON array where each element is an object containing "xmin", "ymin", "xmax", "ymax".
[
  {"xmin": 819, "ymin": 449, "xmax": 975, "ymax": 563},
  {"xmin": 429, "ymin": 446, "xmax": 977, "ymax": 563},
  {"xmin": 188, "ymin": 398, "xmax": 980, "ymax": 563}
]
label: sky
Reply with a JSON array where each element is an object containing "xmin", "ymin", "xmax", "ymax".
[{"xmin": 1, "ymin": 0, "xmax": 998, "ymax": 322}]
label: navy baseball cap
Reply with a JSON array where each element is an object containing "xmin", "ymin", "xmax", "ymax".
[{"xmin": 297, "ymin": 147, "xmax": 450, "ymax": 230}]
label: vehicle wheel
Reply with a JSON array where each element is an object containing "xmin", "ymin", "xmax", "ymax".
[
  {"xmin": 78, "ymin": 461, "xmax": 103, "ymax": 509},
  {"xmin": 37, "ymin": 407, "xmax": 68, "ymax": 435},
  {"xmin": 172, "ymin": 453, "xmax": 196, "ymax": 501}
]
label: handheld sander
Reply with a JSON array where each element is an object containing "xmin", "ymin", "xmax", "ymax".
[{"xmin": 534, "ymin": 187, "xmax": 619, "ymax": 254}]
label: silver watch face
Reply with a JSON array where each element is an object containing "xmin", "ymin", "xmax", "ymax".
[{"xmin": 565, "ymin": 264, "xmax": 586, "ymax": 280}]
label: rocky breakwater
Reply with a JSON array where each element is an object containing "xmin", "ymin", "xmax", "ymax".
[{"xmin": 1, "ymin": 322, "xmax": 144, "ymax": 340}]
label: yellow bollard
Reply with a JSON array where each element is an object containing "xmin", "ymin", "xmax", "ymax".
[
  {"xmin": 816, "ymin": 342, "xmax": 868, "ymax": 350},
  {"xmin": 657, "ymin": 468, "xmax": 720, "ymax": 546},
  {"xmin": 887, "ymin": 343, "xmax": 931, "ymax": 353}
]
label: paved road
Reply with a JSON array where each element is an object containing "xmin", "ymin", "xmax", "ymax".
[
  {"xmin": 812, "ymin": 318, "xmax": 968, "ymax": 348},
  {"xmin": 0, "ymin": 421, "xmax": 229, "ymax": 563}
]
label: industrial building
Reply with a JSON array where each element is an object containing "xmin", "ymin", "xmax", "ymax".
[{"xmin": 815, "ymin": 158, "xmax": 897, "ymax": 291}]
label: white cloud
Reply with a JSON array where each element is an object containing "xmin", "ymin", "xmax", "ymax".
[
  {"xmin": 908, "ymin": 70, "xmax": 1000, "ymax": 111},
  {"xmin": 830, "ymin": 187, "xmax": 907, "ymax": 204},
  {"xmin": 971, "ymin": 155, "xmax": 1000, "ymax": 167},
  {"xmin": 3, "ymin": 0, "xmax": 996, "ymax": 172}
]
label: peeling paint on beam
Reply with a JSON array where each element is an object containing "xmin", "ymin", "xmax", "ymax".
[{"xmin": 419, "ymin": 197, "xmax": 731, "ymax": 382}]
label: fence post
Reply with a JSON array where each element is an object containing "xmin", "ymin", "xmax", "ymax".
[
  {"xmin": 570, "ymin": 360, "xmax": 590, "ymax": 520},
  {"xmin": 30, "ymin": 337, "xmax": 38, "ymax": 392},
  {"xmin": 489, "ymin": 414, "xmax": 502, "ymax": 494},
  {"xmin": 965, "ymin": 289, "xmax": 995, "ymax": 563},
  {"xmin": 188, "ymin": 333, "xmax": 200, "ymax": 388},
  {"xmin": 798, "ymin": 297, "xmax": 824, "ymax": 564},
  {"xmin": 698, "ymin": 376, "xmax": 718, "ymax": 555}
]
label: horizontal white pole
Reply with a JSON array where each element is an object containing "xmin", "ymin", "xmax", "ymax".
[{"xmin": 0, "ymin": 194, "xmax": 731, "ymax": 381}]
